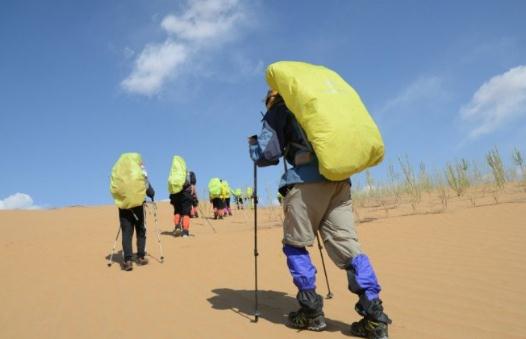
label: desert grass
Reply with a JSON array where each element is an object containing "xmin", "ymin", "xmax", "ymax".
[{"xmin": 351, "ymin": 146, "xmax": 526, "ymax": 223}]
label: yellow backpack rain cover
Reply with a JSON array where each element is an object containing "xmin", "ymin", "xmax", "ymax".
[
  {"xmin": 168, "ymin": 155, "xmax": 187, "ymax": 194},
  {"xmin": 110, "ymin": 153, "xmax": 147, "ymax": 209},
  {"xmin": 208, "ymin": 177, "xmax": 222, "ymax": 199},
  {"xmin": 220, "ymin": 180, "xmax": 231, "ymax": 198},
  {"xmin": 266, "ymin": 61, "xmax": 384, "ymax": 180}
]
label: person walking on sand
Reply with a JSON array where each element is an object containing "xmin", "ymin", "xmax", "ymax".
[
  {"xmin": 208, "ymin": 177, "xmax": 225, "ymax": 219},
  {"xmin": 248, "ymin": 88, "xmax": 391, "ymax": 338},
  {"xmin": 168, "ymin": 156, "xmax": 196, "ymax": 238},
  {"xmin": 110, "ymin": 153, "xmax": 155, "ymax": 272},
  {"xmin": 233, "ymin": 188, "xmax": 244, "ymax": 210},
  {"xmin": 221, "ymin": 179, "xmax": 233, "ymax": 216}
]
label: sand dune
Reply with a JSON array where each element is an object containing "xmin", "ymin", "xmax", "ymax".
[{"xmin": 1, "ymin": 195, "xmax": 525, "ymax": 338}]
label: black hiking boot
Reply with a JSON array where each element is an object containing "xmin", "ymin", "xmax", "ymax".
[
  {"xmin": 287, "ymin": 309, "xmax": 327, "ymax": 331},
  {"xmin": 182, "ymin": 229, "xmax": 189, "ymax": 238},
  {"xmin": 350, "ymin": 299, "xmax": 391, "ymax": 339},
  {"xmin": 350, "ymin": 318, "xmax": 389, "ymax": 338},
  {"xmin": 136, "ymin": 257, "xmax": 149, "ymax": 266},
  {"xmin": 122, "ymin": 261, "xmax": 133, "ymax": 271},
  {"xmin": 173, "ymin": 224, "xmax": 182, "ymax": 237}
]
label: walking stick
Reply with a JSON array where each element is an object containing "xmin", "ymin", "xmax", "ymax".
[
  {"xmin": 149, "ymin": 200, "xmax": 164, "ymax": 263},
  {"xmin": 107, "ymin": 225, "xmax": 121, "ymax": 267},
  {"xmin": 316, "ymin": 232, "xmax": 333, "ymax": 299},
  {"xmin": 197, "ymin": 204, "xmax": 217, "ymax": 233},
  {"xmin": 253, "ymin": 162, "xmax": 260, "ymax": 322}
]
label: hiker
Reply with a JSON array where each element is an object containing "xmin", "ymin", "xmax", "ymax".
[
  {"xmin": 233, "ymin": 188, "xmax": 244, "ymax": 209},
  {"xmin": 248, "ymin": 86, "xmax": 391, "ymax": 337},
  {"xmin": 208, "ymin": 177, "xmax": 225, "ymax": 219},
  {"xmin": 168, "ymin": 156, "xmax": 196, "ymax": 238},
  {"xmin": 277, "ymin": 191, "xmax": 284, "ymax": 205},
  {"xmin": 221, "ymin": 179, "xmax": 233, "ymax": 216},
  {"xmin": 110, "ymin": 153, "xmax": 155, "ymax": 271},
  {"xmin": 245, "ymin": 186, "xmax": 254, "ymax": 209}
]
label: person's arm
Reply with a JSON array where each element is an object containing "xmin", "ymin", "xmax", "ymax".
[
  {"xmin": 188, "ymin": 171, "xmax": 197, "ymax": 195},
  {"xmin": 146, "ymin": 179, "xmax": 155, "ymax": 200},
  {"xmin": 249, "ymin": 104, "xmax": 287, "ymax": 167}
]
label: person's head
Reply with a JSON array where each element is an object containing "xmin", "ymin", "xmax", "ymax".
[{"xmin": 264, "ymin": 89, "xmax": 282, "ymax": 109}]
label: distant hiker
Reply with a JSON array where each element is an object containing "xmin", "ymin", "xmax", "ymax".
[
  {"xmin": 245, "ymin": 186, "xmax": 254, "ymax": 209},
  {"xmin": 233, "ymin": 188, "xmax": 244, "ymax": 210},
  {"xmin": 221, "ymin": 179, "xmax": 233, "ymax": 216},
  {"xmin": 248, "ymin": 62, "xmax": 390, "ymax": 337},
  {"xmin": 277, "ymin": 191, "xmax": 284, "ymax": 205},
  {"xmin": 110, "ymin": 153, "xmax": 155, "ymax": 271},
  {"xmin": 208, "ymin": 177, "xmax": 224, "ymax": 219},
  {"xmin": 168, "ymin": 156, "xmax": 196, "ymax": 238}
]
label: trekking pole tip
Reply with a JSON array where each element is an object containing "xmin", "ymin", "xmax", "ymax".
[{"xmin": 326, "ymin": 292, "xmax": 334, "ymax": 299}]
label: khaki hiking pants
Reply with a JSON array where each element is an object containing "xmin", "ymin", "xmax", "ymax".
[{"xmin": 282, "ymin": 181, "xmax": 362, "ymax": 269}]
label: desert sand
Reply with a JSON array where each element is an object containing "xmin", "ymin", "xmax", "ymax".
[{"xmin": 1, "ymin": 191, "xmax": 526, "ymax": 339}]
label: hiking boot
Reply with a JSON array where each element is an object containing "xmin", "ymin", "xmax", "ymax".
[
  {"xmin": 136, "ymin": 257, "xmax": 149, "ymax": 266},
  {"xmin": 173, "ymin": 225, "xmax": 182, "ymax": 237},
  {"xmin": 182, "ymin": 229, "xmax": 189, "ymax": 238},
  {"xmin": 122, "ymin": 261, "xmax": 133, "ymax": 271},
  {"xmin": 287, "ymin": 309, "xmax": 327, "ymax": 331},
  {"xmin": 349, "ymin": 318, "xmax": 389, "ymax": 339}
]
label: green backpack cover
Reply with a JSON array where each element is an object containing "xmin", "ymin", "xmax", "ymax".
[
  {"xmin": 221, "ymin": 180, "xmax": 231, "ymax": 198},
  {"xmin": 168, "ymin": 155, "xmax": 187, "ymax": 194},
  {"xmin": 208, "ymin": 177, "xmax": 222, "ymax": 199},
  {"xmin": 110, "ymin": 153, "xmax": 147, "ymax": 209},
  {"xmin": 266, "ymin": 61, "xmax": 384, "ymax": 180},
  {"xmin": 245, "ymin": 187, "xmax": 253, "ymax": 199}
]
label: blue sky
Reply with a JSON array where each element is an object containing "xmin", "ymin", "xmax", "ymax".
[{"xmin": 1, "ymin": 0, "xmax": 525, "ymax": 208}]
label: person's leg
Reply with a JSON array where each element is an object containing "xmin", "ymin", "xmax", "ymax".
[
  {"xmin": 320, "ymin": 182, "xmax": 391, "ymax": 338},
  {"xmin": 119, "ymin": 208, "xmax": 134, "ymax": 270},
  {"xmin": 217, "ymin": 199, "xmax": 225, "ymax": 219},
  {"xmin": 226, "ymin": 197, "xmax": 232, "ymax": 215},
  {"xmin": 282, "ymin": 183, "xmax": 331, "ymax": 331},
  {"xmin": 181, "ymin": 190, "xmax": 193, "ymax": 236},
  {"xmin": 132, "ymin": 205, "xmax": 147, "ymax": 260}
]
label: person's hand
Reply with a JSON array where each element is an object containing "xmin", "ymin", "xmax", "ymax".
[{"xmin": 248, "ymin": 135, "xmax": 258, "ymax": 145}]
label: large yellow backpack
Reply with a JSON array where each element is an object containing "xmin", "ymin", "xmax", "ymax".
[
  {"xmin": 208, "ymin": 177, "xmax": 222, "ymax": 199},
  {"xmin": 110, "ymin": 153, "xmax": 147, "ymax": 209},
  {"xmin": 266, "ymin": 61, "xmax": 384, "ymax": 180},
  {"xmin": 221, "ymin": 180, "xmax": 231, "ymax": 198},
  {"xmin": 167, "ymin": 155, "xmax": 187, "ymax": 194}
]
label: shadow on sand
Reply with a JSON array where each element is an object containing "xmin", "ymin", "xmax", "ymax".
[
  {"xmin": 207, "ymin": 288, "xmax": 349, "ymax": 334},
  {"xmin": 104, "ymin": 250, "xmax": 163, "ymax": 266},
  {"xmin": 105, "ymin": 250, "xmax": 124, "ymax": 266}
]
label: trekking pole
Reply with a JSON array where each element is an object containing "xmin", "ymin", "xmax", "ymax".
[
  {"xmin": 150, "ymin": 200, "xmax": 165, "ymax": 263},
  {"xmin": 253, "ymin": 162, "xmax": 260, "ymax": 322},
  {"xmin": 107, "ymin": 225, "xmax": 121, "ymax": 267},
  {"xmin": 197, "ymin": 204, "xmax": 217, "ymax": 233},
  {"xmin": 316, "ymin": 232, "xmax": 333, "ymax": 299}
]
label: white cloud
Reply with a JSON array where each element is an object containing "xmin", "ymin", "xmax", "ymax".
[
  {"xmin": 122, "ymin": 41, "xmax": 189, "ymax": 95},
  {"xmin": 0, "ymin": 193, "xmax": 40, "ymax": 210},
  {"xmin": 122, "ymin": 0, "xmax": 248, "ymax": 96},
  {"xmin": 379, "ymin": 76, "xmax": 446, "ymax": 115},
  {"xmin": 460, "ymin": 65, "xmax": 526, "ymax": 138}
]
